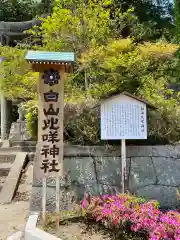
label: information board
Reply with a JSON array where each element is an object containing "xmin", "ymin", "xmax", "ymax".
[{"xmin": 100, "ymin": 94, "xmax": 147, "ymax": 140}]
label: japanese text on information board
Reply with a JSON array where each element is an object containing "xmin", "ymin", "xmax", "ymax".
[{"xmin": 100, "ymin": 96, "xmax": 147, "ymax": 140}]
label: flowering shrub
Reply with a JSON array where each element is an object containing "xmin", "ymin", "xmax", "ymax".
[{"xmin": 81, "ymin": 194, "xmax": 180, "ymax": 240}]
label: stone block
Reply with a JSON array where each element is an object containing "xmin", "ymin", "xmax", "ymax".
[
  {"xmin": 0, "ymin": 154, "xmax": 16, "ymax": 163},
  {"xmin": 129, "ymin": 157, "xmax": 157, "ymax": 188},
  {"xmin": 127, "ymin": 145, "xmax": 180, "ymax": 158},
  {"xmin": 150, "ymin": 145, "xmax": 180, "ymax": 158},
  {"xmin": 33, "ymin": 156, "xmax": 97, "ymax": 188},
  {"xmin": 153, "ymin": 157, "xmax": 180, "ymax": 186},
  {"xmin": 30, "ymin": 186, "xmax": 82, "ymax": 212},
  {"xmin": 136, "ymin": 185, "xmax": 178, "ymax": 208},
  {"xmin": 127, "ymin": 146, "xmax": 154, "ymax": 157},
  {"xmin": 95, "ymin": 156, "xmax": 131, "ymax": 187},
  {"xmin": 64, "ymin": 157, "xmax": 97, "ymax": 185},
  {"xmin": 64, "ymin": 144, "xmax": 120, "ymax": 157}
]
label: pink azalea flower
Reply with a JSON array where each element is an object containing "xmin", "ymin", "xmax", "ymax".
[{"xmin": 81, "ymin": 193, "xmax": 180, "ymax": 239}]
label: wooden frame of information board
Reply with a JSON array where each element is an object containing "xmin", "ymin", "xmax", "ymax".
[
  {"xmin": 25, "ymin": 51, "xmax": 75, "ymax": 229},
  {"xmin": 97, "ymin": 91, "xmax": 156, "ymax": 193}
]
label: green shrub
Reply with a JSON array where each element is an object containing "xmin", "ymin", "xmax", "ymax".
[
  {"xmin": 23, "ymin": 100, "xmax": 38, "ymax": 140},
  {"xmin": 10, "ymin": 39, "xmax": 180, "ymax": 145}
]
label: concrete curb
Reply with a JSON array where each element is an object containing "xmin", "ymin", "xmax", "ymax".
[
  {"xmin": 25, "ymin": 228, "xmax": 62, "ymax": 240},
  {"xmin": 24, "ymin": 212, "xmax": 62, "ymax": 240},
  {"xmin": 25, "ymin": 212, "xmax": 39, "ymax": 231},
  {"xmin": 7, "ymin": 231, "xmax": 23, "ymax": 240}
]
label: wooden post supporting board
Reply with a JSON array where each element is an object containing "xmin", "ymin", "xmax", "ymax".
[
  {"xmin": 55, "ymin": 72, "xmax": 64, "ymax": 229},
  {"xmin": 121, "ymin": 139, "xmax": 126, "ymax": 193},
  {"xmin": 42, "ymin": 176, "xmax": 47, "ymax": 223}
]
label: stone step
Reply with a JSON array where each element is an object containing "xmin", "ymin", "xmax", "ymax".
[
  {"xmin": 0, "ymin": 163, "xmax": 12, "ymax": 193},
  {"xmin": 0, "ymin": 152, "xmax": 28, "ymax": 203},
  {"xmin": 0, "ymin": 163, "xmax": 13, "ymax": 170},
  {"xmin": 10, "ymin": 140, "xmax": 36, "ymax": 147},
  {"xmin": 0, "ymin": 146, "xmax": 35, "ymax": 153},
  {"xmin": 0, "ymin": 154, "xmax": 16, "ymax": 164},
  {"xmin": 0, "ymin": 163, "xmax": 12, "ymax": 179}
]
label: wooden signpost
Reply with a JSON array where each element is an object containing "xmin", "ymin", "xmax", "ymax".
[
  {"xmin": 25, "ymin": 51, "xmax": 75, "ymax": 228},
  {"xmin": 99, "ymin": 92, "xmax": 156, "ymax": 193}
]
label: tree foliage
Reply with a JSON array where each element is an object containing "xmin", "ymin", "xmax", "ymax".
[
  {"xmin": 40, "ymin": 0, "xmax": 135, "ymax": 52},
  {"xmin": 1, "ymin": 0, "xmax": 180, "ymax": 145},
  {"xmin": 174, "ymin": 0, "xmax": 180, "ymax": 42},
  {"xmin": 0, "ymin": 46, "xmax": 38, "ymax": 100},
  {"xmin": 39, "ymin": 1, "xmax": 180, "ymax": 144},
  {"xmin": 72, "ymin": 40, "xmax": 180, "ymax": 144},
  {"xmin": 0, "ymin": 0, "xmax": 55, "ymax": 22},
  {"xmin": 113, "ymin": 0, "xmax": 173, "ymax": 40},
  {"xmin": 0, "ymin": 0, "xmax": 41, "ymax": 21}
]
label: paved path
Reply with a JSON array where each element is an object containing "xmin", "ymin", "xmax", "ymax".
[
  {"xmin": 0, "ymin": 162, "xmax": 33, "ymax": 240},
  {"xmin": 0, "ymin": 201, "xmax": 29, "ymax": 240}
]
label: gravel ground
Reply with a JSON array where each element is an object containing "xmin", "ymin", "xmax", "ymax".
[
  {"xmin": 46, "ymin": 220, "xmax": 111, "ymax": 240},
  {"xmin": 0, "ymin": 201, "xmax": 29, "ymax": 240}
]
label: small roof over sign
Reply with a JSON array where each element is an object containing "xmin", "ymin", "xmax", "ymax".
[
  {"xmin": 94, "ymin": 91, "xmax": 157, "ymax": 110},
  {"xmin": 25, "ymin": 51, "xmax": 75, "ymax": 63}
]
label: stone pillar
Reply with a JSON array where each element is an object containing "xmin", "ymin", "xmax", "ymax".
[
  {"xmin": 8, "ymin": 102, "xmax": 30, "ymax": 142},
  {"xmin": 0, "ymin": 91, "xmax": 8, "ymax": 140},
  {"xmin": 7, "ymin": 99, "xmax": 12, "ymax": 137},
  {"xmin": 17, "ymin": 104, "xmax": 25, "ymax": 122},
  {"xmin": 17, "ymin": 103, "xmax": 25, "ymax": 141},
  {"xmin": 0, "ymin": 56, "xmax": 8, "ymax": 141}
]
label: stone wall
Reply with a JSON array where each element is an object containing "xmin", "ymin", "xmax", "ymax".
[{"xmin": 30, "ymin": 144, "xmax": 180, "ymax": 212}]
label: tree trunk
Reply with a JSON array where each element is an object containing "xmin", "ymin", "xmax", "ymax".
[{"xmin": 47, "ymin": 0, "xmax": 51, "ymax": 14}]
